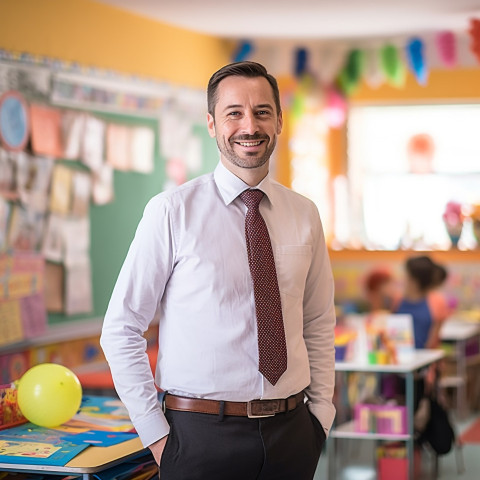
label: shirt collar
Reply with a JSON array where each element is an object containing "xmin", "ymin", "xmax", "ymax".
[{"xmin": 214, "ymin": 161, "xmax": 275, "ymax": 206}]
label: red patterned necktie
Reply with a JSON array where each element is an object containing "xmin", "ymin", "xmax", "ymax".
[{"xmin": 240, "ymin": 189, "xmax": 287, "ymax": 385}]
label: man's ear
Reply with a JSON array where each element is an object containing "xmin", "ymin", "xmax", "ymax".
[
  {"xmin": 207, "ymin": 113, "xmax": 216, "ymax": 138},
  {"xmin": 277, "ymin": 110, "xmax": 283, "ymax": 135}
]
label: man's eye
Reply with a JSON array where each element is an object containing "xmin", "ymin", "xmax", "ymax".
[
  {"xmin": 257, "ymin": 110, "xmax": 270, "ymax": 115},
  {"xmin": 228, "ymin": 111, "xmax": 241, "ymax": 116}
]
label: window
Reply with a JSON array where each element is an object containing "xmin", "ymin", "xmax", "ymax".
[{"xmin": 346, "ymin": 104, "xmax": 480, "ymax": 250}]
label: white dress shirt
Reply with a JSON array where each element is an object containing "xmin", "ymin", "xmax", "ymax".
[{"xmin": 100, "ymin": 161, "xmax": 336, "ymax": 447}]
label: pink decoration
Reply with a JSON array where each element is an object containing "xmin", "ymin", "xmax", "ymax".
[
  {"xmin": 435, "ymin": 31, "xmax": 457, "ymax": 68},
  {"xmin": 325, "ymin": 87, "xmax": 347, "ymax": 129},
  {"xmin": 443, "ymin": 201, "xmax": 464, "ymax": 227}
]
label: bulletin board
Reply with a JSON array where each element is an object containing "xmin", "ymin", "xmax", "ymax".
[
  {"xmin": 48, "ymin": 112, "xmax": 219, "ymax": 326},
  {"xmin": 0, "ymin": 55, "xmax": 220, "ymax": 334}
]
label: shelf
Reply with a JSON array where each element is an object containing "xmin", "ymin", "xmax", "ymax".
[{"xmin": 330, "ymin": 420, "xmax": 410, "ymax": 441}]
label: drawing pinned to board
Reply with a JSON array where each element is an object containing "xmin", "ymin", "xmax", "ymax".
[
  {"xmin": 0, "ymin": 299, "xmax": 24, "ymax": 347},
  {"xmin": 19, "ymin": 292, "xmax": 47, "ymax": 339},
  {"xmin": 92, "ymin": 163, "xmax": 113, "ymax": 205},
  {"xmin": 7, "ymin": 204, "xmax": 45, "ymax": 251},
  {"xmin": 49, "ymin": 164, "xmax": 73, "ymax": 215},
  {"xmin": 131, "ymin": 126, "xmax": 154, "ymax": 173},
  {"xmin": 0, "ymin": 91, "xmax": 30, "ymax": 152},
  {"xmin": 61, "ymin": 111, "xmax": 86, "ymax": 160},
  {"xmin": 42, "ymin": 214, "xmax": 65, "ymax": 263},
  {"xmin": 81, "ymin": 115, "xmax": 105, "ymax": 172},
  {"xmin": 71, "ymin": 171, "xmax": 91, "ymax": 217},
  {"xmin": 106, "ymin": 123, "xmax": 131, "ymax": 171},
  {"xmin": 65, "ymin": 259, "xmax": 93, "ymax": 315},
  {"xmin": 44, "ymin": 262, "xmax": 64, "ymax": 312},
  {"xmin": 0, "ymin": 148, "xmax": 16, "ymax": 194},
  {"xmin": 15, "ymin": 153, "xmax": 53, "ymax": 213},
  {"xmin": 29, "ymin": 103, "xmax": 63, "ymax": 158}
]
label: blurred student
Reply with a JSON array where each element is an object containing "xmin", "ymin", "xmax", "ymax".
[
  {"xmin": 395, "ymin": 255, "xmax": 449, "ymax": 349},
  {"xmin": 364, "ymin": 267, "xmax": 397, "ymax": 313}
]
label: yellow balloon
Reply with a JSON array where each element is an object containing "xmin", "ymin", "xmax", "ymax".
[{"xmin": 18, "ymin": 363, "xmax": 83, "ymax": 428}]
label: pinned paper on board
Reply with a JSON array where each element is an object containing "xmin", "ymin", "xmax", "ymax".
[
  {"xmin": 49, "ymin": 165, "xmax": 73, "ymax": 215},
  {"xmin": 106, "ymin": 123, "xmax": 132, "ymax": 171},
  {"xmin": 30, "ymin": 104, "xmax": 63, "ymax": 158},
  {"xmin": 131, "ymin": 126, "xmax": 154, "ymax": 173}
]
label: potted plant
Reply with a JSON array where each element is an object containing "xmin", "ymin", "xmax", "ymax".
[{"xmin": 442, "ymin": 201, "xmax": 464, "ymax": 248}]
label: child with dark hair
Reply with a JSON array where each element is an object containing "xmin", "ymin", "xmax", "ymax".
[{"xmin": 395, "ymin": 255, "xmax": 450, "ymax": 349}]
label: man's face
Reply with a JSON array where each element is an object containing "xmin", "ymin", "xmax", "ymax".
[{"xmin": 207, "ymin": 76, "xmax": 282, "ymax": 173}]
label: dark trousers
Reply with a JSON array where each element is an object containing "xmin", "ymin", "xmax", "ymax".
[{"xmin": 159, "ymin": 401, "xmax": 326, "ymax": 480}]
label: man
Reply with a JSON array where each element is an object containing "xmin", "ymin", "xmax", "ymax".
[{"xmin": 100, "ymin": 61, "xmax": 336, "ymax": 480}]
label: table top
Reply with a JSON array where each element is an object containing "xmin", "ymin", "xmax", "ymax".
[
  {"xmin": 335, "ymin": 349, "xmax": 444, "ymax": 373},
  {"xmin": 440, "ymin": 320, "xmax": 480, "ymax": 341},
  {"xmin": 0, "ymin": 436, "xmax": 146, "ymax": 474}
]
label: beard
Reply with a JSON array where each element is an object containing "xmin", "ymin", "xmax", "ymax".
[{"xmin": 216, "ymin": 133, "xmax": 277, "ymax": 170}]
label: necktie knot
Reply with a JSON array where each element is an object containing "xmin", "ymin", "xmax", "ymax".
[{"xmin": 240, "ymin": 189, "xmax": 264, "ymax": 210}]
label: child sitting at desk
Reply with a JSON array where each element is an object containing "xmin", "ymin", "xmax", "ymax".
[{"xmin": 394, "ymin": 255, "xmax": 450, "ymax": 349}]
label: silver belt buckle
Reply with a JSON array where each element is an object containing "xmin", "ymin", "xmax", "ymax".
[{"xmin": 247, "ymin": 400, "xmax": 278, "ymax": 418}]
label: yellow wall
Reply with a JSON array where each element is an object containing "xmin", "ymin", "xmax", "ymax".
[
  {"xmin": 352, "ymin": 68, "xmax": 480, "ymax": 103},
  {"xmin": 0, "ymin": 0, "xmax": 232, "ymax": 88}
]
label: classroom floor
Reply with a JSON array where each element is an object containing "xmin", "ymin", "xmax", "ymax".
[{"xmin": 314, "ymin": 410, "xmax": 480, "ymax": 480}]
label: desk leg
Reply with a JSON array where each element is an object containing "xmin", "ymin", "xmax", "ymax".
[
  {"xmin": 457, "ymin": 339, "xmax": 467, "ymax": 419},
  {"xmin": 327, "ymin": 435, "xmax": 336, "ymax": 480},
  {"xmin": 406, "ymin": 371, "xmax": 414, "ymax": 480}
]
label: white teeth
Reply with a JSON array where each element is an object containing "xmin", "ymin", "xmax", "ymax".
[{"xmin": 238, "ymin": 141, "xmax": 261, "ymax": 147}]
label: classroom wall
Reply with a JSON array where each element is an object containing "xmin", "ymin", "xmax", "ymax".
[
  {"xmin": 0, "ymin": 0, "xmax": 232, "ymax": 88},
  {"xmin": 0, "ymin": 0, "xmax": 234, "ymax": 379}
]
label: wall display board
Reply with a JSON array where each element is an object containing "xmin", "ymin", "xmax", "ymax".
[{"xmin": 0, "ymin": 54, "xmax": 218, "ymax": 336}]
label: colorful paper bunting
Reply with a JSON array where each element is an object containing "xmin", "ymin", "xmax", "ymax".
[
  {"xmin": 406, "ymin": 37, "xmax": 428, "ymax": 85},
  {"xmin": 468, "ymin": 18, "xmax": 480, "ymax": 63},
  {"xmin": 380, "ymin": 44, "xmax": 406, "ymax": 87},
  {"xmin": 435, "ymin": 31, "xmax": 457, "ymax": 68},
  {"xmin": 294, "ymin": 48, "xmax": 309, "ymax": 78},
  {"xmin": 232, "ymin": 41, "xmax": 253, "ymax": 63},
  {"xmin": 338, "ymin": 49, "xmax": 365, "ymax": 95}
]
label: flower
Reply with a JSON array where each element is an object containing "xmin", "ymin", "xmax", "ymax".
[{"xmin": 442, "ymin": 201, "xmax": 464, "ymax": 227}]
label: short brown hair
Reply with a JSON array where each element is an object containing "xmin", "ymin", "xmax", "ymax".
[{"xmin": 207, "ymin": 61, "xmax": 281, "ymax": 117}]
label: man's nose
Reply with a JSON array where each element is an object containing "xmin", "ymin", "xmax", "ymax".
[{"xmin": 240, "ymin": 112, "xmax": 259, "ymax": 135}]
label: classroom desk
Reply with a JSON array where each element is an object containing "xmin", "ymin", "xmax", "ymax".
[
  {"xmin": 0, "ymin": 436, "xmax": 149, "ymax": 480},
  {"xmin": 329, "ymin": 349, "xmax": 445, "ymax": 480},
  {"xmin": 440, "ymin": 319, "xmax": 480, "ymax": 418}
]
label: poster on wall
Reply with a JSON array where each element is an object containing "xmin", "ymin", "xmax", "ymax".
[{"xmin": 0, "ymin": 91, "xmax": 30, "ymax": 152}]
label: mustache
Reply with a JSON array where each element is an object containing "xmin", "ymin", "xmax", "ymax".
[{"xmin": 231, "ymin": 134, "xmax": 269, "ymax": 142}]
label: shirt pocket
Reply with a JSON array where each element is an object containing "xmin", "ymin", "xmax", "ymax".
[{"xmin": 275, "ymin": 245, "xmax": 312, "ymax": 298}]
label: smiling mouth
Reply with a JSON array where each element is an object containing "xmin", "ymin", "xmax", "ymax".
[{"xmin": 235, "ymin": 140, "xmax": 265, "ymax": 147}]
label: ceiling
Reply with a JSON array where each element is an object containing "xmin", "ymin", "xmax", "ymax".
[{"xmin": 96, "ymin": 0, "xmax": 480, "ymax": 41}]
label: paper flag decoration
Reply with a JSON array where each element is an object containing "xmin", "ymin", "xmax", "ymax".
[
  {"xmin": 232, "ymin": 41, "xmax": 253, "ymax": 62},
  {"xmin": 380, "ymin": 44, "xmax": 406, "ymax": 87},
  {"xmin": 338, "ymin": 49, "xmax": 365, "ymax": 95},
  {"xmin": 468, "ymin": 18, "xmax": 480, "ymax": 63},
  {"xmin": 406, "ymin": 37, "xmax": 428, "ymax": 85},
  {"xmin": 294, "ymin": 48, "xmax": 309, "ymax": 78},
  {"xmin": 435, "ymin": 31, "xmax": 457, "ymax": 68}
]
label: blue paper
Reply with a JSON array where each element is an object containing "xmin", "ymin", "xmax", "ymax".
[{"xmin": 62, "ymin": 429, "xmax": 137, "ymax": 447}]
